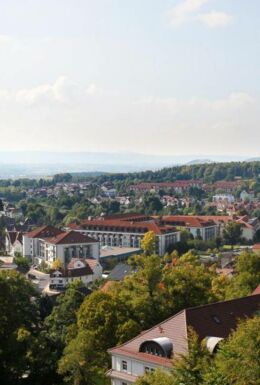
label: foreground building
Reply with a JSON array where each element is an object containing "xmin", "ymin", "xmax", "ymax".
[
  {"xmin": 107, "ymin": 294, "xmax": 260, "ymax": 384},
  {"xmin": 69, "ymin": 214, "xmax": 180, "ymax": 256},
  {"xmin": 49, "ymin": 257, "xmax": 102, "ymax": 289},
  {"xmin": 23, "ymin": 225, "xmax": 100, "ymax": 266}
]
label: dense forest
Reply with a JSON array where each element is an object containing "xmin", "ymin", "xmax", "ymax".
[{"xmin": 90, "ymin": 161, "xmax": 260, "ymax": 184}]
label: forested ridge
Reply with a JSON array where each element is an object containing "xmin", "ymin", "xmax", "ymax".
[{"xmin": 86, "ymin": 161, "xmax": 260, "ymax": 184}]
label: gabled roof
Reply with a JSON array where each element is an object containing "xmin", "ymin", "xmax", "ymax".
[
  {"xmin": 45, "ymin": 230, "xmax": 97, "ymax": 245},
  {"xmin": 252, "ymin": 284, "xmax": 260, "ymax": 295},
  {"xmin": 7, "ymin": 231, "xmax": 23, "ymax": 245},
  {"xmin": 50, "ymin": 264, "xmax": 93, "ymax": 278},
  {"xmin": 108, "ymin": 294, "xmax": 260, "ymax": 367},
  {"xmin": 25, "ymin": 225, "xmax": 62, "ymax": 239}
]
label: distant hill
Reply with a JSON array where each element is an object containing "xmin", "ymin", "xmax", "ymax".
[
  {"xmin": 246, "ymin": 157, "xmax": 260, "ymax": 162},
  {"xmin": 186, "ymin": 159, "xmax": 214, "ymax": 165}
]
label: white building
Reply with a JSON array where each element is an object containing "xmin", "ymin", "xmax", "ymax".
[
  {"xmin": 23, "ymin": 225, "xmax": 100, "ymax": 266},
  {"xmin": 69, "ymin": 215, "xmax": 180, "ymax": 257},
  {"xmin": 49, "ymin": 258, "xmax": 102, "ymax": 289},
  {"xmin": 162, "ymin": 216, "xmax": 218, "ymax": 241},
  {"xmin": 5, "ymin": 231, "xmax": 23, "ymax": 256}
]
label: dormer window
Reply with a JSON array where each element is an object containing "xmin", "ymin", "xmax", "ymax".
[{"xmin": 139, "ymin": 337, "xmax": 173, "ymax": 358}]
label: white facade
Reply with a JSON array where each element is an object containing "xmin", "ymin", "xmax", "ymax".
[
  {"xmin": 23, "ymin": 235, "xmax": 100, "ymax": 266},
  {"xmin": 109, "ymin": 354, "xmax": 163, "ymax": 385},
  {"xmin": 49, "ymin": 259, "xmax": 103, "ymax": 289},
  {"xmin": 77, "ymin": 229, "xmax": 180, "ymax": 257},
  {"xmin": 187, "ymin": 225, "xmax": 218, "ymax": 241}
]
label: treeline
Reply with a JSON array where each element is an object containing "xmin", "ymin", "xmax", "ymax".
[
  {"xmin": 91, "ymin": 161, "xmax": 260, "ymax": 184},
  {"xmin": 1, "ymin": 162, "xmax": 260, "ymax": 190}
]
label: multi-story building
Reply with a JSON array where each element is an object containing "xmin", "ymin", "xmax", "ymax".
[
  {"xmin": 161, "ymin": 215, "xmax": 218, "ymax": 241},
  {"xmin": 23, "ymin": 225, "xmax": 100, "ymax": 266},
  {"xmin": 69, "ymin": 214, "xmax": 180, "ymax": 257},
  {"xmin": 107, "ymin": 294, "xmax": 260, "ymax": 385}
]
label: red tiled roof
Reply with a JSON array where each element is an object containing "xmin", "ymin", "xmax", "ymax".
[
  {"xmin": 26, "ymin": 225, "xmax": 62, "ymax": 239},
  {"xmin": 130, "ymin": 180, "xmax": 202, "ymax": 190},
  {"xmin": 253, "ymin": 244, "xmax": 260, "ymax": 251},
  {"xmin": 252, "ymin": 285, "xmax": 260, "ymax": 295},
  {"xmin": 78, "ymin": 219, "xmax": 177, "ymax": 235},
  {"xmin": 162, "ymin": 216, "xmax": 216, "ymax": 228},
  {"xmin": 45, "ymin": 230, "xmax": 97, "ymax": 245},
  {"xmin": 109, "ymin": 294, "xmax": 260, "ymax": 366},
  {"xmin": 85, "ymin": 258, "xmax": 99, "ymax": 270},
  {"xmin": 51, "ymin": 266, "xmax": 93, "ymax": 277}
]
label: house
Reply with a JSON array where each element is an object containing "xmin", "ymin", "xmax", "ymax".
[
  {"xmin": 107, "ymin": 294, "xmax": 260, "ymax": 385},
  {"xmin": 5, "ymin": 230, "xmax": 23, "ymax": 256},
  {"xmin": 240, "ymin": 190, "xmax": 254, "ymax": 202},
  {"xmin": 69, "ymin": 214, "xmax": 180, "ymax": 257},
  {"xmin": 49, "ymin": 257, "xmax": 102, "ymax": 290},
  {"xmin": 23, "ymin": 226, "xmax": 100, "ymax": 266}
]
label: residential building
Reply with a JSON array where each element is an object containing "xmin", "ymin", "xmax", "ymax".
[
  {"xmin": 5, "ymin": 230, "xmax": 23, "ymax": 256},
  {"xmin": 49, "ymin": 257, "xmax": 102, "ymax": 289},
  {"xmin": 23, "ymin": 225, "xmax": 100, "ymax": 266},
  {"xmin": 108, "ymin": 294, "xmax": 260, "ymax": 385}
]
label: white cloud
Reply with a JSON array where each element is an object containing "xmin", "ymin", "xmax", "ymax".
[
  {"xmin": 197, "ymin": 11, "xmax": 232, "ymax": 28},
  {"xmin": 168, "ymin": 0, "xmax": 209, "ymax": 26},
  {"xmin": 0, "ymin": 77, "xmax": 104, "ymax": 107},
  {"xmin": 168, "ymin": 0, "xmax": 232, "ymax": 28},
  {"xmin": 15, "ymin": 76, "xmax": 83, "ymax": 106}
]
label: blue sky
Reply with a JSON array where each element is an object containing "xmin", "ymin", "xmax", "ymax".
[{"xmin": 0, "ymin": 0, "xmax": 259, "ymax": 156}]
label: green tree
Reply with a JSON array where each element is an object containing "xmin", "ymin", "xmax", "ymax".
[
  {"xmin": 141, "ymin": 231, "xmax": 157, "ymax": 255},
  {"xmin": 212, "ymin": 316, "xmax": 260, "ymax": 385},
  {"xmin": 0, "ymin": 270, "xmax": 39, "ymax": 385},
  {"xmin": 136, "ymin": 369, "xmax": 174, "ymax": 385},
  {"xmin": 223, "ymin": 221, "xmax": 243, "ymax": 247},
  {"xmin": 27, "ymin": 281, "xmax": 86, "ymax": 385}
]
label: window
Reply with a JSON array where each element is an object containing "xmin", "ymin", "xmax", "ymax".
[
  {"xmin": 145, "ymin": 367, "xmax": 155, "ymax": 374},
  {"xmin": 122, "ymin": 360, "xmax": 127, "ymax": 371},
  {"xmin": 122, "ymin": 382, "xmax": 127, "ymax": 385}
]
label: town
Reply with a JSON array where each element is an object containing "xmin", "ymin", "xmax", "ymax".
[
  {"xmin": 0, "ymin": 0, "xmax": 259, "ymax": 384},
  {"xmin": 0, "ymin": 161, "xmax": 260, "ymax": 385}
]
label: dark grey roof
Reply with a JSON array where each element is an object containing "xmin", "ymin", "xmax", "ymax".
[
  {"xmin": 107, "ymin": 263, "xmax": 134, "ymax": 281},
  {"xmin": 139, "ymin": 337, "xmax": 173, "ymax": 358}
]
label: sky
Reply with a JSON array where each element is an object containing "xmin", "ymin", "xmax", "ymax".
[{"xmin": 0, "ymin": 0, "xmax": 259, "ymax": 157}]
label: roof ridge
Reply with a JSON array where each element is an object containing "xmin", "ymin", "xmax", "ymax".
[{"xmin": 185, "ymin": 294, "xmax": 260, "ymax": 313}]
